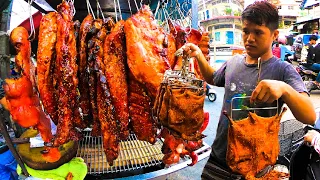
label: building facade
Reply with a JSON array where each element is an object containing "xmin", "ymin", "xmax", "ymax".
[{"xmin": 198, "ymin": 0, "xmax": 244, "ymax": 47}]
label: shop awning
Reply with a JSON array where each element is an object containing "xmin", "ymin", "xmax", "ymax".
[
  {"xmin": 8, "ymin": 0, "xmax": 55, "ymax": 34},
  {"xmin": 300, "ymin": 0, "xmax": 320, "ymax": 9}
]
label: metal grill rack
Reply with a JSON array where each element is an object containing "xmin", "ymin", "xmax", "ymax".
[
  {"xmin": 76, "ymin": 130, "xmax": 164, "ymax": 174},
  {"xmin": 278, "ymin": 119, "xmax": 305, "ymax": 156},
  {"xmin": 76, "ymin": 130, "xmax": 212, "ymax": 179}
]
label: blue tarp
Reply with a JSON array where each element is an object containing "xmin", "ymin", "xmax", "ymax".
[{"xmin": 0, "ymin": 148, "xmax": 17, "ymax": 180}]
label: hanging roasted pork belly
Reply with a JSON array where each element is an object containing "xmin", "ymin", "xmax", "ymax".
[
  {"xmin": 87, "ymin": 18, "xmax": 103, "ymax": 136},
  {"xmin": 37, "ymin": 12, "xmax": 58, "ymax": 124},
  {"xmin": 54, "ymin": 1, "xmax": 81, "ymax": 146},
  {"xmin": 89, "ymin": 18, "xmax": 120, "ymax": 165},
  {"xmin": 103, "ymin": 20, "xmax": 129, "ymax": 140},
  {"xmin": 78, "ymin": 14, "xmax": 93, "ymax": 120},
  {"xmin": 124, "ymin": 5, "xmax": 176, "ymax": 144},
  {"xmin": 124, "ymin": 5, "xmax": 172, "ymax": 99}
]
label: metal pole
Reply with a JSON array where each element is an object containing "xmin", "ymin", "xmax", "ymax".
[
  {"xmin": 0, "ymin": 115, "xmax": 29, "ymax": 177},
  {"xmin": 191, "ymin": 0, "xmax": 198, "ymax": 29}
]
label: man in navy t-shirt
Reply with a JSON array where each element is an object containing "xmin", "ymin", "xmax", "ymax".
[{"xmin": 181, "ymin": 1, "xmax": 316, "ymax": 179}]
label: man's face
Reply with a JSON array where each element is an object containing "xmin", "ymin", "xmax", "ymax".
[
  {"xmin": 242, "ymin": 20, "xmax": 278, "ymax": 58},
  {"xmin": 310, "ymin": 39, "xmax": 316, "ymax": 45}
]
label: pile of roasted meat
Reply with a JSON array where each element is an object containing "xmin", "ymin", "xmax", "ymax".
[
  {"xmin": 6, "ymin": 1, "xmax": 210, "ymax": 166},
  {"xmin": 225, "ymin": 109, "xmax": 290, "ymax": 179}
]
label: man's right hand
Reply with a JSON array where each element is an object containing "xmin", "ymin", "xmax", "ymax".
[{"xmin": 180, "ymin": 43, "xmax": 215, "ymax": 84}]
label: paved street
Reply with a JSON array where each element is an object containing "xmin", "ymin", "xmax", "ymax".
[{"xmin": 166, "ymin": 86, "xmax": 320, "ymax": 180}]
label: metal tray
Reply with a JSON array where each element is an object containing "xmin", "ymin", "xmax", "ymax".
[{"xmin": 76, "ymin": 130, "xmax": 211, "ymax": 179}]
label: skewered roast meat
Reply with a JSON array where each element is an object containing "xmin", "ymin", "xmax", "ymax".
[
  {"xmin": 225, "ymin": 108, "xmax": 289, "ymax": 179},
  {"xmin": 103, "ymin": 20, "xmax": 129, "ymax": 140},
  {"xmin": 37, "ymin": 12, "xmax": 58, "ymax": 124}
]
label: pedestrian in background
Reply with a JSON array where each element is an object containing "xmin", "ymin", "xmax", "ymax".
[
  {"xmin": 272, "ymin": 42, "xmax": 281, "ymax": 58},
  {"xmin": 278, "ymin": 35, "xmax": 294, "ymax": 62},
  {"xmin": 301, "ymin": 35, "xmax": 318, "ymax": 63}
]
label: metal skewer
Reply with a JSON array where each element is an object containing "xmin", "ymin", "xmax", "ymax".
[{"xmin": 28, "ymin": 0, "xmax": 36, "ymax": 41}]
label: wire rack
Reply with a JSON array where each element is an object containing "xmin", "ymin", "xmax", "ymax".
[
  {"xmin": 76, "ymin": 130, "xmax": 164, "ymax": 175},
  {"xmin": 278, "ymin": 119, "xmax": 305, "ymax": 156}
]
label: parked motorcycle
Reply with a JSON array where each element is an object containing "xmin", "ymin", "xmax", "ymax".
[
  {"xmin": 295, "ymin": 63, "xmax": 320, "ymax": 92},
  {"xmin": 206, "ymin": 84, "xmax": 217, "ymax": 102}
]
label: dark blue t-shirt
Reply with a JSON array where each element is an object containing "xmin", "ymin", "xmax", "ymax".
[{"xmin": 210, "ymin": 55, "xmax": 307, "ymax": 168}]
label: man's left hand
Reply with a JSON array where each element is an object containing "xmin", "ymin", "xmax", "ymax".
[{"xmin": 250, "ymin": 80, "xmax": 285, "ymax": 104}]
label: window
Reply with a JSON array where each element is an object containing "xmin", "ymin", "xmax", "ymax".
[
  {"xmin": 288, "ymin": 6, "xmax": 293, "ymax": 10},
  {"xmin": 215, "ymin": 32, "xmax": 221, "ymax": 41},
  {"xmin": 198, "ymin": 13, "xmax": 202, "ymax": 21},
  {"xmin": 226, "ymin": 31, "xmax": 234, "ymax": 44},
  {"xmin": 206, "ymin": 10, "xmax": 210, "ymax": 19}
]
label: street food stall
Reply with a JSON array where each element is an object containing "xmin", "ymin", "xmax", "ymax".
[{"xmin": 0, "ymin": 0, "xmax": 212, "ymax": 179}]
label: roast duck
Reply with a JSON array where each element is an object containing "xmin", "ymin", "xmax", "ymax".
[
  {"xmin": 225, "ymin": 108, "xmax": 290, "ymax": 179},
  {"xmin": 5, "ymin": 1, "xmax": 210, "ymax": 166}
]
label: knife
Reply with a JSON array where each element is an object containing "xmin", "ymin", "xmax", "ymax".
[
  {"xmin": 255, "ymin": 165, "xmax": 273, "ymax": 178},
  {"xmin": 11, "ymin": 136, "xmax": 45, "ymax": 148}
]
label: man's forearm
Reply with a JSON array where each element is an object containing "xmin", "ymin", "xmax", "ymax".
[
  {"xmin": 282, "ymin": 83, "xmax": 316, "ymax": 125},
  {"xmin": 196, "ymin": 51, "xmax": 215, "ymax": 84}
]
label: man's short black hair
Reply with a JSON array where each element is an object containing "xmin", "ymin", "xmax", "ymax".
[
  {"xmin": 241, "ymin": 1, "xmax": 279, "ymax": 31},
  {"xmin": 309, "ymin": 35, "xmax": 318, "ymax": 41}
]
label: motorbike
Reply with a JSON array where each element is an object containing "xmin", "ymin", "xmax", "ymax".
[
  {"xmin": 284, "ymin": 53, "xmax": 293, "ymax": 64},
  {"xmin": 276, "ymin": 108, "xmax": 320, "ymax": 179},
  {"xmin": 295, "ymin": 62, "xmax": 320, "ymax": 92},
  {"xmin": 206, "ymin": 84, "xmax": 217, "ymax": 102}
]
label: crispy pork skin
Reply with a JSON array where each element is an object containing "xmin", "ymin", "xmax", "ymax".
[
  {"xmin": 54, "ymin": 1, "xmax": 79, "ymax": 146},
  {"xmin": 128, "ymin": 74, "xmax": 156, "ymax": 144},
  {"xmin": 226, "ymin": 109, "xmax": 287, "ymax": 179},
  {"xmin": 124, "ymin": 5, "xmax": 171, "ymax": 99},
  {"xmin": 37, "ymin": 12, "xmax": 58, "ymax": 124}
]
